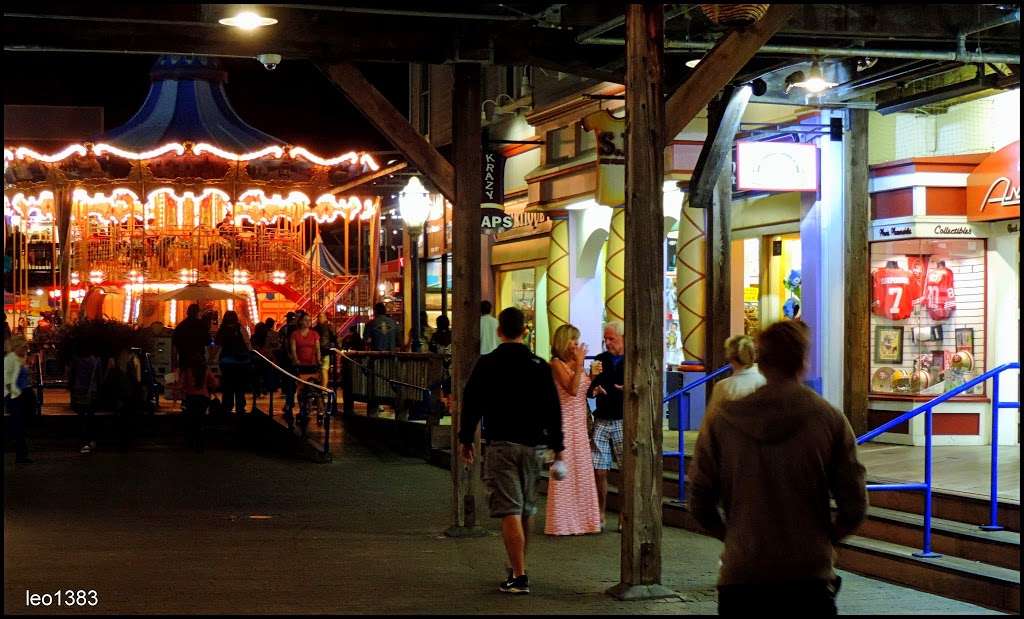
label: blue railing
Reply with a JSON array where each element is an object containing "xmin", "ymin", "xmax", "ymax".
[
  {"xmin": 662, "ymin": 364, "xmax": 732, "ymax": 502},
  {"xmin": 856, "ymin": 361, "xmax": 1020, "ymax": 558}
]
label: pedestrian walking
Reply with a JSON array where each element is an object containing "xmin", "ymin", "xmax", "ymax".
[
  {"xmin": 587, "ymin": 320, "xmax": 626, "ymax": 531},
  {"xmin": 480, "ymin": 300, "xmax": 499, "ymax": 355},
  {"xmin": 4, "ymin": 335, "xmax": 34, "ymax": 463},
  {"xmin": 215, "ymin": 311, "xmax": 251, "ymax": 415},
  {"xmin": 689, "ymin": 320, "xmax": 868, "ymax": 617},
  {"xmin": 69, "ymin": 347, "xmax": 104, "ymax": 455},
  {"xmin": 288, "ymin": 313, "xmax": 321, "ymax": 429},
  {"xmin": 172, "ymin": 303, "xmax": 210, "ymax": 368},
  {"xmin": 459, "ymin": 307, "xmax": 563, "ymax": 595},
  {"xmin": 544, "ymin": 324, "xmax": 602, "ymax": 536},
  {"xmin": 277, "ymin": 311, "xmax": 302, "ymax": 416},
  {"xmin": 181, "ymin": 351, "xmax": 218, "ymax": 452},
  {"xmin": 706, "ymin": 335, "xmax": 766, "ymax": 413},
  {"xmin": 314, "ymin": 312, "xmax": 338, "ymax": 387}
]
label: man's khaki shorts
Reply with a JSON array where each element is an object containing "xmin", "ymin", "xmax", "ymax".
[{"xmin": 483, "ymin": 441, "xmax": 543, "ymax": 518}]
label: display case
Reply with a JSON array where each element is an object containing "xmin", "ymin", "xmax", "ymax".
[{"xmin": 868, "ymin": 238, "xmax": 986, "ymax": 398}]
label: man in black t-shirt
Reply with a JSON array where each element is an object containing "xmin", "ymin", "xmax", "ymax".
[
  {"xmin": 459, "ymin": 307, "xmax": 563, "ymax": 595},
  {"xmin": 587, "ymin": 320, "xmax": 626, "ymax": 531}
]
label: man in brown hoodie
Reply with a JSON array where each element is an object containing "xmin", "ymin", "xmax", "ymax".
[{"xmin": 690, "ymin": 320, "xmax": 868, "ymax": 616}]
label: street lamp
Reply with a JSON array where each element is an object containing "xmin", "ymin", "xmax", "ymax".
[{"xmin": 399, "ymin": 176, "xmax": 431, "ymax": 352}]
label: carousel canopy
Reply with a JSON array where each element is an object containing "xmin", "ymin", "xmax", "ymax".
[
  {"xmin": 305, "ymin": 234, "xmax": 347, "ymax": 277},
  {"xmin": 101, "ymin": 55, "xmax": 284, "ymax": 152}
]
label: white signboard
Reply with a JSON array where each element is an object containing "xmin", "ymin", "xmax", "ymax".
[{"xmin": 736, "ymin": 141, "xmax": 819, "ymax": 192}]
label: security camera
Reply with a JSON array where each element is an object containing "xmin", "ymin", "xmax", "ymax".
[{"xmin": 257, "ymin": 53, "xmax": 282, "ymax": 71}]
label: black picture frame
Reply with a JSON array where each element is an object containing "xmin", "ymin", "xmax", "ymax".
[
  {"xmin": 955, "ymin": 327, "xmax": 974, "ymax": 354},
  {"xmin": 874, "ymin": 325, "xmax": 904, "ymax": 365}
]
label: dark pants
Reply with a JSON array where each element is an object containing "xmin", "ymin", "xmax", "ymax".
[
  {"xmin": 183, "ymin": 395, "xmax": 209, "ymax": 451},
  {"xmin": 219, "ymin": 363, "xmax": 248, "ymax": 414},
  {"xmin": 76, "ymin": 407, "xmax": 96, "ymax": 445},
  {"xmin": 717, "ymin": 577, "xmax": 840, "ymax": 617},
  {"xmin": 6, "ymin": 394, "xmax": 30, "ymax": 460}
]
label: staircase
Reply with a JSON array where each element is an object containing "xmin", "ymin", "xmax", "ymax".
[
  {"xmin": 283, "ymin": 248, "xmax": 366, "ymax": 317},
  {"xmin": 583, "ymin": 451, "xmax": 1020, "ymax": 614}
]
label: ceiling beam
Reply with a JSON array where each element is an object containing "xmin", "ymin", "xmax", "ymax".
[
  {"xmin": 322, "ymin": 63, "xmax": 455, "ymax": 202},
  {"xmin": 328, "ymin": 161, "xmax": 408, "ymax": 195},
  {"xmin": 664, "ymin": 4, "xmax": 798, "ymax": 144}
]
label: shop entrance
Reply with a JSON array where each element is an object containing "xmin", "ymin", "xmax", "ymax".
[{"xmin": 734, "ymin": 232, "xmax": 802, "ymax": 335}]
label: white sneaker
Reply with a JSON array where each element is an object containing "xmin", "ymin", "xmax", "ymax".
[{"xmin": 80, "ymin": 444, "xmax": 92, "ymax": 454}]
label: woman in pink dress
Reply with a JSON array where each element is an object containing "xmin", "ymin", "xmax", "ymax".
[{"xmin": 545, "ymin": 324, "xmax": 603, "ymax": 535}]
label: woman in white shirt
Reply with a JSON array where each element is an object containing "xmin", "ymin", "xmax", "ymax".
[{"xmin": 707, "ymin": 335, "xmax": 766, "ymax": 412}]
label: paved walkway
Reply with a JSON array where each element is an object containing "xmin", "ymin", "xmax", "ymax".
[{"xmin": 4, "ymin": 427, "xmax": 1004, "ymax": 615}]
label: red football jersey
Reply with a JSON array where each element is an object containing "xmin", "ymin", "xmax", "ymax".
[
  {"xmin": 907, "ymin": 256, "xmax": 927, "ymax": 303},
  {"xmin": 923, "ymin": 266, "xmax": 956, "ymax": 321},
  {"xmin": 872, "ymin": 267, "xmax": 914, "ymax": 320}
]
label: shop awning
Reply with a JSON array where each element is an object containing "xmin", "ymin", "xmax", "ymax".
[{"xmin": 492, "ymin": 236, "xmax": 550, "ymax": 266}]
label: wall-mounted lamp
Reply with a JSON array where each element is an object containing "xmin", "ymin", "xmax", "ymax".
[{"xmin": 481, "ymin": 94, "xmax": 515, "ymax": 122}]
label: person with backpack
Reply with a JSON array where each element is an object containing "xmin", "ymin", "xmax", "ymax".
[{"xmin": 215, "ymin": 311, "xmax": 251, "ymax": 416}]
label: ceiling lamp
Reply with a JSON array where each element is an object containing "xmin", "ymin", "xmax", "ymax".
[
  {"xmin": 785, "ymin": 61, "xmax": 837, "ymax": 96},
  {"xmin": 219, "ymin": 11, "xmax": 278, "ymax": 30},
  {"xmin": 685, "ymin": 56, "xmax": 704, "ymax": 69}
]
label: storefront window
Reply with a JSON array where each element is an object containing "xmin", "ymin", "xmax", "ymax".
[{"xmin": 868, "ymin": 238, "xmax": 986, "ymax": 397}]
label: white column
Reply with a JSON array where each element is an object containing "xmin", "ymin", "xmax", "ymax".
[{"xmin": 801, "ymin": 111, "xmax": 847, "ymax": 409}]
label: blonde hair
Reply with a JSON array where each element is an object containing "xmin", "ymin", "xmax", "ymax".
[
  {"xmin": 551, "ymin": 324, "xmax": 581, "ymax": 362},
  {"xmin": 724, "ymin": 334, "xmax": 756, "ymax": 367}
]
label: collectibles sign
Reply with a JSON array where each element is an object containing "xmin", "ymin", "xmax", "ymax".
[
  {"xmin": 966, "ymin": 140, "xmax": 1020, "ymax": 222},
  {"xmin": 582, "ymin": 110, "xmax": 626, "ymax": 207},
  {"xmin": 735, "ymin": 141, "xmax": 819, "ymax": 192},
  {"xmin": 481, "ymin": 150, "xmax": 513, "ymax": 234},
  {"xmin": 871, "ymin": 219, "xmax": 987, "ymax": 241}
]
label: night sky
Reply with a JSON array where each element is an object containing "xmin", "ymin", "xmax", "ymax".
[{"xmin": 3, "ymin": 53, "xmax": 409, "ymax": 154}]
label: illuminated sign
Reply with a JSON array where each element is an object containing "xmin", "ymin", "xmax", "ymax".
[
  {"xmin": 966, "ymin": 141, "xmax": 1019, "ymax": 222},
  {"xmin": 736, "ymin": 141, "xmax": 818, "ymax": 192}
]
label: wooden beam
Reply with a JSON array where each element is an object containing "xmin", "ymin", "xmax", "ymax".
[
  {"xmin": 843, "ymin": 109, "xmax": 870, "ymax": 435},
  {"xmin": 663, "ymin": 4, "xmax": 797, "ymax": 143},
  {"xmin": 327, "ymin": 161, "xmax": 407, "ymax": 195},
  {"xmin": 446, "ymin": 62, "xmax": 486, "ymax": 537},
  {"xmin": 608, "ymin": 4, "xmax": 675, "ymax": 602},
  {"xmin": 688, "ymin": 85, "xmax": 752, "ymax": 209},
  {"xmin": 322, "ymin": 63, "xmax": 455, "ymax": 202}
]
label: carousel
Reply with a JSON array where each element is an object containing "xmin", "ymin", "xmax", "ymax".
[{"xmin": 4, "ymin": 55, "xmax": 385, "ymax": 336}]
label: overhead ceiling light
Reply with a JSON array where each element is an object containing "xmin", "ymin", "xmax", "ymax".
[
  {"xmin": 219, "ymin": 11, "xmax": 278, "ymax": 30},
  {"xmin": 784, "ymin": 61, "xmax": 837, "ymax": 96},
  {"xmin": 685, "ymin": 56, "xmax": 704, "ymax": 69}
]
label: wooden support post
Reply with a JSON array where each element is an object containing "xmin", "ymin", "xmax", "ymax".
[
  {"xmin": 691, "ymin": 87, "xmax": 749, "ymax": 378},
  {"xmin": 56, "ymin": 186, "xmax": 73, "ymax": 321},
  {"xmin": 323, "ymin": 63, "xmax": 455, "ymax": 202},
  {"xmin": 608, "ymin": 4, "xmax": 675, "ymax": 601},
  {"xmin": 446, "ymin": 62, "xmax": 487, "ymax": 538},
  {"xmin": 843, "ymin": 109, "xmax": 870, "ymax": 434}
]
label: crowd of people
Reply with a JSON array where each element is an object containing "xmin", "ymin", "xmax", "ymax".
[{"xmin": 459, "ymin": 309, "xmax": 868, "ymax": 616}]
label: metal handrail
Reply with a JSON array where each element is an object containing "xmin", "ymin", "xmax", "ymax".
[
  {"xmin": 251, "ymin": 349, "xmax": 335, "ymax": 458},
  {"xmin": 856, "ymin": 361, "xmax": 1020, "ymax": 557},
  {"xmin": 661, "ymin": 363, "xmax": 732, "ymax": 503},
  {"xmin": 331, "ymin": 348, "xmax": 432, "ymax": 395}
]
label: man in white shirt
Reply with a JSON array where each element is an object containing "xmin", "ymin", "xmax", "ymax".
[{"xmin": 479, "ymin": 301, "xmax": 499, "ymax": 355}]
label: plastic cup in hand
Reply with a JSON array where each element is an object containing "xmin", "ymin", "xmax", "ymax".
[
  {"xmin": 550, "ymin": 460, "xmax": 568, "ymax": 481},
  {"xmin": 590, "ymin": 360, "xmax": 603, "ymax": 376}
]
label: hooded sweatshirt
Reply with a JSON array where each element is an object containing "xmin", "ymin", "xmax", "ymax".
[{"xmin": 689, "ymin": 381, "xmax": 868, "ymax": 586}]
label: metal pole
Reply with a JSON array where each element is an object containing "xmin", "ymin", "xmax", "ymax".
[
  {"xmin": 915, "ymin": 407, "xmax": 941, "ymax": 558},
  {"xmin": 409, "ymin": 226, "xmax": 421, "ymax": 352},
  {"xmin": 679, "ymin": 392, "xmax": 688, "ymax": 503},
  {"xmin": 982, "ymin": 374, "xmax": 1004, "ymax": 531}
]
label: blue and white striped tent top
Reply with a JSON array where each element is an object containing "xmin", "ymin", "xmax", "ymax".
[{"xmin": 101, "ymin": 55, "xmax": 284, "ymax": 152}]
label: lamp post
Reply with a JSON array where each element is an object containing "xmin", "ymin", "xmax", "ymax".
[{"xmin": 399, "ymin": 176, "xmax": 431, "ymax": 352}]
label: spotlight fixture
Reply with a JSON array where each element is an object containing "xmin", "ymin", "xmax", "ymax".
[
  {"xmin": 685, "ymin": 56, "xmax": 704, "ymax": 69},
  {"xmin": 219, "ymin": 11, "xmax": 278, "ymax": 30},
  {"xmin": 784, "ymin": 61, "xmax": 837, "ymax": 96}
]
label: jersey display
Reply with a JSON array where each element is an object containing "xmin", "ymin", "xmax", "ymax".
[
  {"xmin": 923, "ymin": 265, "xmax": 956, "ymax": 321},
  {"xmin": 906, "ymin": 255, "xmax": 927, "ymax": 302},
  {"xmin": 872, "ymin": 266, "xmax": 915, "ymax": 320}
]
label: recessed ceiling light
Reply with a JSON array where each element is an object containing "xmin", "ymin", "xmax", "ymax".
[{"xmin": 219, "ymin": 11, "xmax": 278, "ymax": 30}]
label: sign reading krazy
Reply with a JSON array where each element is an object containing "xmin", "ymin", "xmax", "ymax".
[
  {"xmin": 582, "ymin": 110, "xmax": 626, "ymax": 207},
  {"xmin": 966, "ymin": 141, "xmax": 1019, "ymax": 222},
  {"xmin": 481, "ymin": 150, "xmax": 513, "ymax": 234},
  {"xmin": 735, "ymin": 141, "xmax": 819, "ymax": 192}
]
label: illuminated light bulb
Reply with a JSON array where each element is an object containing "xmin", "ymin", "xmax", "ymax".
[
  {"xmin": 785, "ymin": 61, "xmax": 837, "ymax": 96},
  {"xmin": 685, "ymin": 56, "xmax": 703, "ymax": 69},
  {"xmin": 219, "ymin": 11, "xmax": 277, "ymax": 30}
]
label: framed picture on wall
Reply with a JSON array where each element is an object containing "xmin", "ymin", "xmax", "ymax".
[
  {"xmin": 874, "ymin": 326, "xmax": 904, "ymax": 365},
  {"xmin": 955, "ymin": 327, "xmax": 974, "ymax": 353}
]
